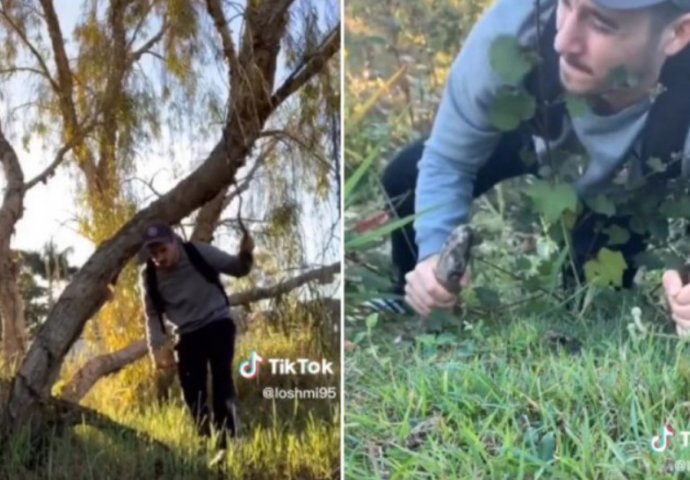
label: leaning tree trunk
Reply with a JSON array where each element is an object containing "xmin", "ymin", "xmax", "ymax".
[
  {"xmin": 0, "ymin": 16, "xmax": 339, "ymax": 439},
  {"xmin": 0, "ymin": 124, "xmax": 27, "ymax": 369},
  {"xmin": 60, "ymin": 339, "xmax": 148, "ymax": 403}
]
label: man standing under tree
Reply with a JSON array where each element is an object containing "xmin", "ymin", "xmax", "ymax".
[{"xmin": 140, "ymin": 221, "xmax": 254, "ymax": 447}]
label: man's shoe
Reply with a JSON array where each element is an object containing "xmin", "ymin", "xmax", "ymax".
[{"xmin": 360, "ymin": 297, "xmax": 411, "ymax": 315}]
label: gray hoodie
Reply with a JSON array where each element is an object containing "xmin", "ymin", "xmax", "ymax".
[{"xmin": 142, "ymin": 238, "xmax": 252, "ymax": 350}]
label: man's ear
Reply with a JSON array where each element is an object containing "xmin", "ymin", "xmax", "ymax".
[{"xmin": 664, "ymin": 13, "xmax": 690, "ymax": 56}]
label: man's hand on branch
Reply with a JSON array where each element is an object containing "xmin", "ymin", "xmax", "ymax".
[{"xmin": 404, "ymin": 254, "xmax": 471, "ymax": 317}]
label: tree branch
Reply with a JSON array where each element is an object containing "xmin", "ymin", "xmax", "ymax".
[
  {"xmin": 0, "ymin": 66, "xmax": 52, "ymax": 79},
  {"xmin": 37, "ymin": 0, "xmax": 78, "ymax": 127},
  {"xmin": 205, "ymin": 0, "xmax": 240, "ymax": 83},
  {"xmin": 228, "ymin": 262, "xmax": 340, "ymax": 305},
  {"xmin": 129, "ymin": 20, "xmax": 167, "ymax": 66},
  {"xmin": 60, "ymin": 339, "xmax": 147, "ymax": 403},
  {"xmin": 270, "ymin": 25, "xmax": 340, "ymax": 110},
  {"xmin": 0, "ymin": 120, "xmax": 25, "ymax": 252},
  {"xmin": 259, "ymin": 129, "xmax": 335, "ymax": 175},
  {"xmin": 220, "ymin": 137, "xmax": 275, "ymax": 210},
  {"xmin": 0, "ymin": 7, "xmax": 58, "ymax": 91},
  {"xmin": 24, "ymin": 120, "xmax": 98, "ymax": 190},
  {"xmin": 190, "ymin": 138, "xmax": 276, "ymax": 243},
  {"xmin": 0, "ymin": 121, "xmax": 27, "ymax": 365}
]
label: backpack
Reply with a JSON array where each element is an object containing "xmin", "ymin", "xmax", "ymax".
[
  {"xmin": 523, "ymin": 7, "xmax": 690, "ymax": 178},
  {"xmin": 144, "ymin": 242, "xmax": 230, "ymax": 332}
]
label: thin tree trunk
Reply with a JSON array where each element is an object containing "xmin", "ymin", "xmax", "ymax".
[{"xmin": 0, "ymin": 124, "xmax": 26, "ymax": 369}]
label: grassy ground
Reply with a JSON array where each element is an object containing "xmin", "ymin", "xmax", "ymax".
[
  {"xmin": 345, "ymin": 295, "xmax": 690, "ymax": 479},
  {"xmin": 1, "ymin": 315, "xmax": 340, "ymax": 480}
]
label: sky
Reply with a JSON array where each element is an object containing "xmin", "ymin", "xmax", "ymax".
[{"xmin": 0, "ymin": 1, "xmax": 341, "ymax": 287}]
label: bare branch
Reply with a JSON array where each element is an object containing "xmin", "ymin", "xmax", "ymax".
[
  {"xmin": 125, "ymin": 0, "xmax": 157, "ymax": 52},
  {"xmin": 24, "ymin": 142, "xmax": 75, "ymax": 191},
  {"xmin": 0, "ymin": 7, "xmax": 58, "ymax": 91},
  {"xmin": 0, "ymin": 66, "xmax": 52, "ymax": 79},
  {"xmin": 270, "ymin": 25, "xmax": 340, "ymax": 110},
  {"xmin": 205, "ymin": 0, "xmax": 240, "ymax": 82},
  {"xmin": 123, "ymin": 175, "xmax": 166, "ymax": 200},
  {"xmin": 227, "ymin": 262, "xmax": 340, "ymax": 305},
  {"xmin": 220, "ymin": 137, "xmax": 276, "ymax": 210},
  {"xmin": 129, "ymin": 21, "xmax": 168, "ymax": 66},
  {"xmin": 259, "ymin": 129, "xmax": 336, "ymax": 175},
  {"xmin": 24, "ymin": 119, "xmax": 99, "ymax": 190},
  {"xmin": 217, "ymin": 217, "xmax": 266, "ymax": 227},
  {"xmin": 37, "ymin": 0, "xmax": 78, "ymax": 124},
  {"xmin": 190, "ymin": 138, "xmax": 276, "ymax": 243}
]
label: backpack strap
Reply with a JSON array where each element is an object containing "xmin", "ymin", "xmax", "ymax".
[
  {"xmin": 144, "ymin": 259, "xmax": 167, "ymax": 333},
  {"xmin": 182, "ymin": 242, "xmax": 230, "ymax": 306},
  {"xmin": 524, "ymin": 7, "xmax": 565, "ymax": 141}
]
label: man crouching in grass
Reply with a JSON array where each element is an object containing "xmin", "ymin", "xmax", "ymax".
[{"xmin": 140, "ymin": 221, "xmax": 254, "ymax": 448}]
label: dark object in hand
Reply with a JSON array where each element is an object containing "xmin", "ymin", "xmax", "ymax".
[
  {"xmin": 434, "ymin": 224, "xmax": 475, "ymax": 294},
  {"xmin": 680, "ymin": 263, "xmax": 690, "ymax": 286}
]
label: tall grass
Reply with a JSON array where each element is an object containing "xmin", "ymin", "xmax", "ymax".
[{"xmin": 1, "ymin": 303, "xmax": 340, "ymax": 480}]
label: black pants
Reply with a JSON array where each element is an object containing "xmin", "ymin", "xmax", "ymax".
[
  {"xmin": 382, "ymin": 133, "xmax": 647, "ymax": 294},
  {"xmin": 175, "ymin": 318, "xmax": 237, "ymax": 439}
]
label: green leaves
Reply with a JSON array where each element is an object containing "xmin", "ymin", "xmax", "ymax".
[
  {"xmin": 565, "ymin": 94, "xmax": 591, "ymax": 118},
  {"xmin": 525, "ymin": 180, "xmax": 578, "ymax": 223},
  {"xmin": 490, "ymin": 36, "xmax": 539, "ymax": 85},
  {"xmin": 487, "ymin": 36, "xmax": 540, "ymax": 131},
  {"xmin": 660, "ymin": 196, "xmax": 690, "ymax": 218},
  {"xmin": 586, "ymin": 195, "xmax": 616, "ymax": 217},
  {"xmin": 607, "ymin": 67, "xmax": 641, "ymax": 90},
  {"xmin": 489, "ymin": 87, "xmax": 536, "ymax": 131},
  {"xmin": 646, "ymin": 157, "xmax": 667, "ymax": 173},
  {"xmin": 584, "ymin": 248, "xmax": 627, "ymax": 287},
  {"xmin": 474, "ymin": 286, "xmax": 501, "ymax": 308},
  {"xmin": 602, "ymin": 225, "xmax": 630, "ymax": 246}
]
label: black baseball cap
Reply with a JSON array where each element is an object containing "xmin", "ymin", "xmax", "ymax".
[
  {"xmin": 594, "ymin": 0, "xmax": 690, "ymax": 9},
  {"xmin": 142, "ymin": 222, "xmax": 175, "ymax": 248}
]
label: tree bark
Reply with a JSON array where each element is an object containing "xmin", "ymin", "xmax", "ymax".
[
  {"xmin": 0, "ymin": 124, "xmax": 27, "ymax": 368},
  {"xmin": 1, "ymin": 18, "xmax": 340, "ymax": 437},
  {"xmin": 60, "ymin": 262, "xmax": 339, "ymax": 402},
  {"xmin": 227, "ymin": 262, "xmax": 339, "ymax": 305},
  {"xmin": 60, "ymin": 339, "xmax": 147, "ymax": 403},
  {"xmin": 191, "ymin": 138, "xmax": 274, "ymax": 243}
]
